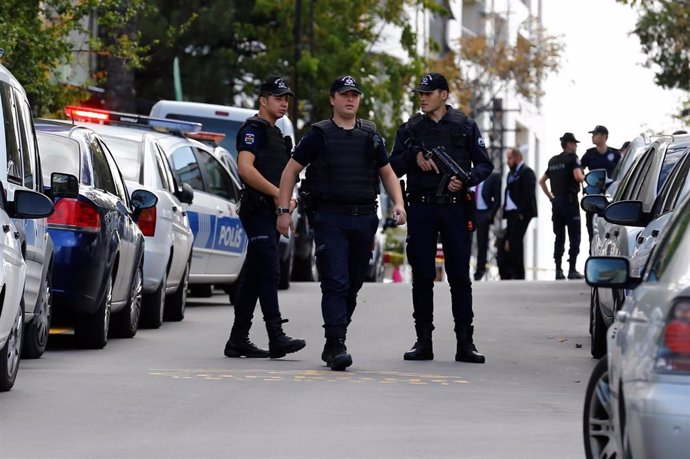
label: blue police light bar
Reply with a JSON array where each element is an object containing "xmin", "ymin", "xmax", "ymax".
[{"xmin": 64, "ymin": 106, "xmax": 202, "ymax": 134}]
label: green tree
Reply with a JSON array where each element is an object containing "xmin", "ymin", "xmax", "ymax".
[
  {"xmin": 0, "ymin": 0, "xmax": 148, "ymax": 115},
  {"xmin": 617, "ymin": 0, "xmax": 690, "ymax": 92}
]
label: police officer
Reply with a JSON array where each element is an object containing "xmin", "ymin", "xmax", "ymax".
[
  {"xmin": 538, "ymin": 132, "xmax": 585, "ymax": 280},
  {"xmin": 581, "ymin": 125, "xmax": 620, "ymax": 245},
  {"xmin": 276, "ymin": 75, "xmax": 406, "ymax": 371},
  {"xmin": 224, "ymin": 75, "xmax": 306, "ymax": 359},
  {"xmin": 390, "ymin": 72, "xmax": 493, "ymax": 364}
]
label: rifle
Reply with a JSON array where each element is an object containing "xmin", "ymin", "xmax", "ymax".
[{"xmin": 421, "ymin": 145, "xmax": 473, "ymax": 197}]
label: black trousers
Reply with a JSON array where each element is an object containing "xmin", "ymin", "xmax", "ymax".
[
  {"xmin": 504, "ymin": 210, "xmax": 531, "ymax": 279},
  {"xmin": 406, "ymin": 202, "xmax": 473, "ymax": 328},
  {"xmin": 232, "ymin": 210, "xmax": 281, "ymax": 334},
  {"xmin": 551, "ymin": 195, "xmax": 581, "ymax": 266},
  {"xmin": 474, "ymin": 209, "xmax": 491, "ymax": 276}
]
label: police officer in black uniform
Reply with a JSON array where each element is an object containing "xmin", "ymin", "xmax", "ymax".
[
  {"xmin": 224, "ymin": 75, "xmax": 306, "ymax": 359},
  {"xmin": 539, "ymin": 132, "xmax": 585, "ymax": 280},
  {"xmin": 276, "ymin": 75, "xmax": 406, "ymax": 371},
  {"xmin": 390, "ymin": 72, "xmax": 493, "ymax": 364},
  {"xmin": 581, "ymin": 125, "xmax": 620, "ymax": 245}
]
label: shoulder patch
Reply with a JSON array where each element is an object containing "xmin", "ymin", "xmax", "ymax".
[
  {"xmin": 244, "ymin": 131, "xmax": 255, "ymax": 145},
  {"xmin": 477, "ymin": 137, "xmax": 485, "ymax": 148}
]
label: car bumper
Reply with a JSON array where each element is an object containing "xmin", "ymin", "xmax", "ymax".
[{"xmin": 625, "ymin": 380, "xmax": 690, "ymax": 459}]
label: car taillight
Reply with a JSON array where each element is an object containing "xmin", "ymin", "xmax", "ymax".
[
  {"xmin": 655, "ymin": 299, "xmax": 690, "ymax": 373},
  {"xmin": 47, "ymin": 198, "xmax": 101, "ymax": 232},
  {"xmin": 137, "ymin": 206, "xmax": 156, "ymax": 237}
]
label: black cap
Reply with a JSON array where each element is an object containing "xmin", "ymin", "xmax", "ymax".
[
  {"xmin": 560, "ymin": 132, "xmax": 580, "ymax": 143},
  {"xmin": 330, "ymin": 75, "xmax": 363, "ymax": 94},
  {"xmin": 588, "ymin": 125, "xmax": 609, "ymax": 135},
  {"xmin": 412, "ymin": 72, "xmax": 449, "ymax": 93},
  {"xmin": 260, "ymin": 75, "xmax": 294, "ymax": 96}
]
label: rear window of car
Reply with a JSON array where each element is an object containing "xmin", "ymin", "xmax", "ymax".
[
  {"xmin": 101, "ymin": 135, "xmax": 142, "ymax": 183},
  {"xmin": 36, "ymin": 132, "xmax": 81, "ymax": 183}
]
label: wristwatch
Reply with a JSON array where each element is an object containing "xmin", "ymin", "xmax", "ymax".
[{"xmin": 276, "ymin": 207, "xmax": 290, "ymax": 215}]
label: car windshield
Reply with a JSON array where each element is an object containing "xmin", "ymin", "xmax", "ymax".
[
  {"xmin": 36, "ymin": 132, "xmax": 81, "ymax": 183},
  {"xmin": 101, "ymin": 135, "xmax": 142, "ymax": 182},
  {"xmin": 166, "ymin": 114, "xmax": 243, "ymax": 156}
]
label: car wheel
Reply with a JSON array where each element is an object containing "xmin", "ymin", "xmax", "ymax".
[
  {"xmin": 141, "ymin": 270, "xmax": 166, "ymax": 329},
  {"xmin": 75, "ymin": 275, "xmax": 112, "ymax": 349},
  {"xmin": 22, "ymin": 266, "xmax": 52, "ymax": 359},
  {"xmin": 583, "ymin": 357, "xmax": 620, "ymax": 459},
  {"xmin": 189, "ymin": 284, "xmax": 213, "ymax": 297},
  {"xmin": 591, "ymin": 289, "xmax": 607, "ymax": 359},
  {"xmin": 278, "ymin": 246, "xmax": 293, "ymax": 290},
  {"xmin": 165, "ymin": 261, "xmax": 189, "ymax": 321},
  {"xmin": 0, "ymin": 300, "xmax": 24, "ymax": 392},
  {"xmin": 112, "ymin": 257, "xmax": 143, "ymax": 338}
]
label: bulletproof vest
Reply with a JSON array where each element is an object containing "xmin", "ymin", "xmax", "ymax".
[
  {"xmin": 548, "ymin": 152, "xmax": 580, "ymax": 196},
  {"xmin": 405, "ymin": 108, "xmax": 471, "ymax": 193},
  {"xmin": 305, "ymin": 118, "xmax": 379, "ymax": 204},
  {"xmin": 242, "ymin": 116, "xmax": 291, "ymax": 196}
]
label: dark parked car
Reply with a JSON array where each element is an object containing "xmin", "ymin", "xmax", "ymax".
[{"xmin": 35, "ymin": 122, "xmax": 157, "ymax": 349}]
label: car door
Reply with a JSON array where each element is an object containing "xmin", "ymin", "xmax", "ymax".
[
  {"xmin": 193, "ymin": 147, "xmax": 246, "ymax": 279},
  {"xmin": 2, "ymin": 81, "xmax": 49, "ymax": 319},
  {"xmin": 169, "ymin": 145, "xmax": 213, "ymax": 279},
  {"xmin": 93, "ymin": 135, "xmax": 138, "ymax": 308},
  {"xmin": 152, "ymin": 140, "xmax": 192, "ymax": 284}
]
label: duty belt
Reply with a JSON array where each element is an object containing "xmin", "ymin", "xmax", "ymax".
[
  {"xmin": 406, "ymin": 193, "xmax": 463, "ymax": 205},
  {"xmin": 316, "ymin": 201, "xmax": 378, "ymax": 216}
]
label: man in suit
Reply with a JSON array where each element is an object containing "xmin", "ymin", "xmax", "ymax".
[
  {"xmin": 473, "ymin": 172, "xmax": 501, "ymax": 280},
  {"xmin": 502, "ymin": 146, "xmax": 538, "ymax": 279}
]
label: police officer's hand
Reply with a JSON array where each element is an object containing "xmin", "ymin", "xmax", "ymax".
[
  {"xmin": 276, "ymin": 213, "xmax": 293, "ymax": 238},
  {"xmin": 416, "ymin": 152, "xmax": 439, "ymax": 174},
  {"xmin": 289, "ymin": 198, "xmax": 297, "ymax": 213},
  {"xmin": 392, "ymin": 204, "xmax": 407, "ymax": 226},
  {"xmin": 448, "ymin": 177, "xmax": 464, "ymax": 192}
]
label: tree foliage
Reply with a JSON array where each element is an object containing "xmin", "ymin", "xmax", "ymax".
[
  {"xmin": 429, "ymin": 16, "xmax": 564, "ymax": 117},
  {"xmin": 617, "ymin": 0, "xmax": 690, "ymax": 93},
  {"xmin": 0, "ymin": 0, "xmax": 148, "ymax": 115}
]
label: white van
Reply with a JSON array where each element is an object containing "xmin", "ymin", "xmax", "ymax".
[{"xmin": 149, "ymin": 101, "xmax": 295, "ymax": 157}]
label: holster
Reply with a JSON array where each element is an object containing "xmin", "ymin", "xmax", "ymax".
[{"xmin": 238, "ymin": 191, "xmax": 273, "ymax": 217}]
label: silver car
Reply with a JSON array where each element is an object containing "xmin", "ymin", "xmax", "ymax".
[{"xmin": 583, "ymin": 193, "xmax": 690, "ymax": 459}]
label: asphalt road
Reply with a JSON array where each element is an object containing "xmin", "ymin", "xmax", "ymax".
[{"xmin": 0, "ymin": 280, "xmax": 593, "ymax": 459}]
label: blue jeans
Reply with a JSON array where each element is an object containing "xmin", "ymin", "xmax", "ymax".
[{"xmin": 313, "ymin": 211, "xmax": 378, "ymax": 339}]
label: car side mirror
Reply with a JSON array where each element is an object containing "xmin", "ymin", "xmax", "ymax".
[
  {"xmin": 580, "ymin": 194, "xmax": 609, "ymax": 215},
  {"xmin": 585, "ymin": 169, "xmax": 608, "ymax": 188},
  {"xmin": 131, "ymin": 189, "xmax": 158, "ymax": 222},
  {"xmin": 604, "ymin": 200, "xmax": 645, "ymax": 227},
  {"xmin": 585, "ymin": 256, "xmax": 640, "ymax": 289},
  {"xmin": 175, "ymin": 182, "xmax": 194, "ymax": 204},
  {"xmin": 9, "ymin": 190, "xmax": 54, "ymax": 219},
  {"xmin": 51, "ymin": 172, "xmax": 79, "ymax": 198}
]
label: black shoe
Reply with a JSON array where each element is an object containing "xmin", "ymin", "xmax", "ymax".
[
  {"xmin": 455, "ymin": 343, "xmax": 486, "ymax": 364},
  {"xmin": 322, "ymin": 338, "xmax": 352, "ymax": 371},
  {"xmin": 265, "ymin": 318, "xmax": 306, "ymax": 358},
  {"xmin": 269, "ymin": 335, "xmax": 306, "ymax": 359},
  {"xmin": 567, "ymin": 270, "xmax": 584, "ymax": 280},
  {"xmin": 473, "ymin": 271, "xmax": 485, "ymax": 281},
  {"xmin": 224, "ymin": 338, "xmax": 269, "ymax": 358},
  {"xmin": 555, "ymin": 269, "xmax": 565, "ymax": 280},
  {"xmin": 403, "ymin": 340, "xmax": 433, "ymax": 360}
]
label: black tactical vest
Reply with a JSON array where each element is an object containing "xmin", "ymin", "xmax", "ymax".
[
  {"xmin": 241, "ymin": 116, "xmax": 291, "ymax": 197},
  {"xmin": 405, "ymin": 108, "xmax": 471, "ymax": 193},
  {"xmin": 305, "ymin": 118, "xmax": 379, "ymax": 204}
]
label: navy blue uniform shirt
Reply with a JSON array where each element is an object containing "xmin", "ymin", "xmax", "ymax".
[
  {"xmin": 236, "ymin": 120, "xmax": 265, "ymax": 155},
  {"xmin": 581, "ymin": 147, "xmax": 621, "ymax": 177},
  {"xmin": 545, "ymin": 152, "xmax": 583, "ymax": 196}
]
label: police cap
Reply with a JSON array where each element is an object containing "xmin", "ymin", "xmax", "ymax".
[
  {"xmin": 588, "ymin": 125, "xmax": 608, "ymax": 135},
  {"xmin": 330, "ymin": 75, "xmax": 363, "ymax": 94},
  {"xmin": 260, "ymin": 75, "xmax": 294, "ymax": 96},
  {"xmin": 559, "ymin": 132, "xmax": 580, "ymax": 143},
  {"xmin": 412, "ymin": 72, "xmax": 449, "ymax": 93}
]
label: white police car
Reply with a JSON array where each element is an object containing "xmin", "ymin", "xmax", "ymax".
[{"xmin": 0, "ymin": 60, "xmax": 55, "ymax": 390}]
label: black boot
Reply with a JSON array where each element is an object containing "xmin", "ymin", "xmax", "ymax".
[
  {"xmin": 322, "ymin": 338, "xmax": 352, "ymax": 371},
  {"xmin": 403, "ymin": 324, "xmax": 434, "ymax": 361},
  {"xmin": 265, "ymin": 318, "xmax": 306, "ymax": 359},
  {"xmin": 224, "ymin": 322, "xmax": 269, "ymax": 358},
  {"xmin": 568, "ymin": 261, "xmax": 584, "ymax": 279},
  {"xmin": 555, "ymin": 259, "xmax": 565, "ymax": 280},
  {"xmin": 455, "ymin": 325, "xmax": 485, "ymax": 364}
]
